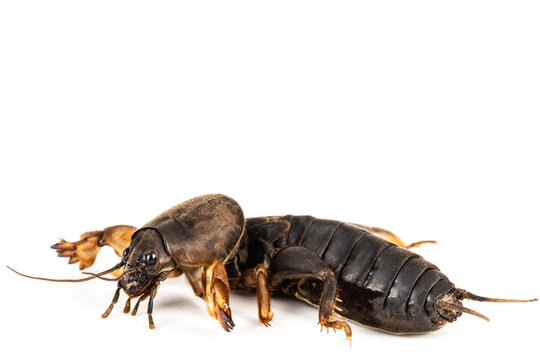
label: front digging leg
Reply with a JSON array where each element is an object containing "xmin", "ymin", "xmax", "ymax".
[
  {"xmin": 51, "ymin": 225, "xmax": 136, "ymax": 272},
  {"xmin": 203, "ymin": 260, "xmax": 235, "ymax": 332}
]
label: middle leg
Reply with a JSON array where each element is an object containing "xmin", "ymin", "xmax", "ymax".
[{"xmin": 240, "ymin": 263, "xmax": 273, "ymax": 326}]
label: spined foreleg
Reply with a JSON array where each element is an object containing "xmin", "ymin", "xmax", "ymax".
[
  {"xmin": 203, "ymin": 260, "xmax": 235, "ymax": 332},
  {"xmin": 51, "ymin": 225, "xmax": 136, "ymax": 271},
  {"xmin": 184, "ymin": 261, "xmax": 235, "ymax": 332}
]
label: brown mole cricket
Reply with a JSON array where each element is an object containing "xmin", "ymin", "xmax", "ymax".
[{"xmin": 8, "ymin": 194, "xmax": 537, "ymax": 344}]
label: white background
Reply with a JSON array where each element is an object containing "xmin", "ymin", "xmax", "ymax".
[{"xmin": 1, "ymin": 1, "xmax": 539, "ymax": 359}]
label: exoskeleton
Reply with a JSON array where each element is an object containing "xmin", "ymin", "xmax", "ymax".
[
  {"xmin": 226, "ymin": 215, "xmax": 536, "ymax": 338},
  {"xmin": 10, "ymin": 194, "xmax": 245, "ymax": 331},
  {"xmin": 8, "ymin": 194, "xmax": 536, "ymax": 342}
]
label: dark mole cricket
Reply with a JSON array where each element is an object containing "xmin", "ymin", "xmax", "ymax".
[{"xmin": 8, "ymin": 194, "xmax": 537, "ymax": 343}]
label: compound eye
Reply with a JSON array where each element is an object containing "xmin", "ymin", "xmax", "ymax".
[
  {"xmin": 146, "ymin": 252, "xmax": 157, "ymax": 266},
  {"xmin": 122, "ymin": 248, "xmax": 129, "ymax": 259},
  {"xmin": 136, "ymin": 254, "xmax": 145, "ymax": 265}
]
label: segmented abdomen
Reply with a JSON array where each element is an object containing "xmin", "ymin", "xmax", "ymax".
[{"xmin": 283, "ymin": 216, "xmax": 455, "ymax": 334}]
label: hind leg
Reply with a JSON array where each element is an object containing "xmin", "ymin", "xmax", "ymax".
[
  {"xmin": 349, "ymin": 223, "xmax": 436, "ymax": 249},
  {"xmin": 269, "ymin": 246, "xmax": 352, "ymax": 344},
  {"xmin": 51, "ymin": 225, "xmax": 136, "ymax": 271}
]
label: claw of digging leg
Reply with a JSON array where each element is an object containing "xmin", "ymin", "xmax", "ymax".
[
  {"xmin": 51, "ymin": 240, "xmax": 75, "ymax": 253},
  {"xmin": 216, "ymin": 308, "xmax": 235, "ymax": 332}
]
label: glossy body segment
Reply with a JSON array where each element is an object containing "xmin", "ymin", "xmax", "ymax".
[{"xmin": 230, "ymin": 215, "xmax": 456, "ymax": 334}]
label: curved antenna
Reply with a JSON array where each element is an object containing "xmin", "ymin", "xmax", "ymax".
[
  {"xmin": 82, "ymin": 268, "xmax": 137, "ymax": 282},
  {"xmin": 6, "ymin": 262, "xmax": 123, "ymax": 283}
]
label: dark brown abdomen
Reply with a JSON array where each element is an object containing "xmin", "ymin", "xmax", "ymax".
[{"xmin": 285, "ymin": 216, "xmax": 455, "ymax": 334}]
